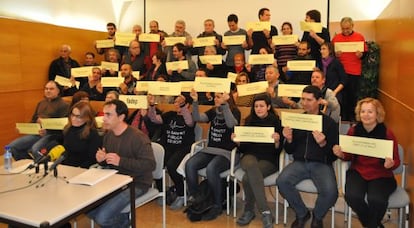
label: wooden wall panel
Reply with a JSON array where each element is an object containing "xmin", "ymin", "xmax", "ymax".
[
  {"xmin": 329, "ymin": 20, "xmax": 376, "ymax": 42},
  {"xmin": 0, "ymin": 18, "xmax": 106, "ymax": 149}
]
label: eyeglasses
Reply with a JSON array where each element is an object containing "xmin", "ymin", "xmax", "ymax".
[{"xmin": 70, "ymin": 113, "xmax": 83, "ymax": 120}]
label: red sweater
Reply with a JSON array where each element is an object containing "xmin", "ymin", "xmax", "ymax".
[
  {"xmin": 332, "ymin": 31, "xmax": 367, "ymax": 75},
  {"xmin": 342, "ymin": 126, "xmax": 400, "ymax": 180}
]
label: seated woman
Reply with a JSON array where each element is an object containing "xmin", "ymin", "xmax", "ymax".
[
  {"xmin": 62, "ymin": 101, "xmax": 102, "ymax": 168},
  {"xmin": 333, "ymin": 98, "xmax": 400, "ymax": 228},
  {"xmin": 232, "ymin": 72, "xmax": 254, "ymax": 107},
  {"xmin": 143, "ymin": 50, "xmax": 167, "ymax": 81},
  {"xmin": 147, "ymin": 94, "xmax": 195, "ymax": 210},
  {"xmin": 70, "ymin": 91, "xmax": 89, "ymax": 108},
  {"xmin": 198, "ymin": 45, "xmax": 227, "ymax": 78},
  {"xmin": 185, "ymin": 90, "xmax": 241, "ymax": 220},
  {"xmin": 232, "ymin": 94, "xmax": 283, "ymax": 228},
  {"xmin": 80, "ymin": 67, "xmax": 105, "ymax": 101}
]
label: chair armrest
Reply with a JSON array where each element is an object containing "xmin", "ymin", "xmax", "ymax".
[
  {"xmin": 190, "ymin": 139, "xmax": 208, "ymax": 156},
  {"xmin": 230, "ymin": 147, "xmax": 238, "ymax": 176}
]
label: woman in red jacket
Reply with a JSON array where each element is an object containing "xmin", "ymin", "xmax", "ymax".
[{"xmin": 333, "ymin": 98, "xmax": 400, "ymax": 228}]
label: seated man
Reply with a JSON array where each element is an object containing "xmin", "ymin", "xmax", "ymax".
[
  {"xmin": 88, "ymin": 99, "xmax": 155, "ymax": 227},
  {"xmin": 9, "ymin": 81, "xmax": 69, "ymax": 161},
  {"xmin": 276, "ymin": 85, "xmax": 339, "ymax": 228},
  {"xmin": 118, "ymin": 64, "xmax": 137, "ymax": 95}
]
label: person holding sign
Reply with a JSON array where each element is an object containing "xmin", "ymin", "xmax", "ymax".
[
  {"xmin": 198, "ymin": 46, "xmax": 228, "ymax": 78},
  {"xmin": 9, "ymin": 81, "xmax": 69, "ymax": 161},
  {"xmin": 301, "ymin": 10, "xmax": 330, "ymax": 68},
  {"xmin": 95, "ymin": 22, "xmax": 127, "ymax": 58},
  {"xmin": 332, "ymin": 98, "xmax": 400, "ymax": 228},
  {"xmin": 274, "ymin": 22, "xmax": 299, "ymax": 82},
  {"xmin": 118, "ymin": 64, "xmax": 137, "ymax": 95},
  {"xmin": 80, "ymin": 67, "xmax": 105, "ymax": 101},
  {"xmin": 147, "ymin": 94, "xmax": 195, "ymax": 210},
  {"xmin": 332, "ymin": 17, "xmax": 367, "ymax": 122},
  {"xmin": 232, "ymin": 94, "xmax": 283, "ymax": 227},
  {"xmin": 233, "ymin": 72, "xmax": 254, "ymax": 107},
  {"xmin": 265, "ymin": 65, "xmax": 292, "ymax": 109},
  {"xmin": 185, "ymin": 91, "xmax": 241, "ymax": 220},
  {"xmin": 276, "ymin": 85, "xmax": 339, "ymax": 228},
  {"xmin": 143, "ymin": 50, "xmax": 167, "ymax": 81},
  {"xmin": 222, "ymin": 14, "xmax": 249, "ymax": 68},
  {"xmin": 247, "ymin": 8, "xmax": 278, "ymax": 55},
  {"xmin": 163, "ymin": 20, "xmax": 192, "ymax": 62},
  {"xmin": 168, "ymin": 43, "xmax": 197, "ymax": 82},
  {"xmin": 121, "ymin": 40, "xmax": 146, "ymax": 74},
  {"xmin": 285, "ymin": 41, "xmax": 314, "ymax": 85},
  {"xmin": 102, "ymin": 48, "xmax": 120, "ymax": 77}
]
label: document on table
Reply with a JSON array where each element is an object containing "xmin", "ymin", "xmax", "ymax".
[
  {"xmin": 68, "ymin": 168, "xmax": 118, "ymax": 186},
  {"xmin": 339, "ymin": 135, "xmax": 393, "ymax": 159},
  {"xmin": 233, "ymin": 126, "xmax": 274, "ymax": 143},
  {"xmin": 281, "ymin": 112, "xmax": 322, "ymax": 132}
]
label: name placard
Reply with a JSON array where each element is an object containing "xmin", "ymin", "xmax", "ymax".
[
  {"xmin": 272, "ymin": 34, "xmax": 299, "ymax": 45},
  {"xmin": 223, "ymin": 35, "xmax": 245, "ymax": 45},
  {"xmin": 334, "ymin": 42, "xmax": 364, "ymax": 52},
  {"xmin": 246, "ymin": 21, "xmax": 271, "ymax": 31},
  {"xmin": 248, "ymin": 54, "xmax": 274, "ymax": 65},
  {"xmin": 194, "ymin": 77, "xmax": 231, "ymax": 93},
  {"xmin": 100, "ymin": 61, "xmax": 119, "ymax": 71},
  {"xmin": 300, "ymin": 21, "xmax": 322, "ymax": 33},
  {"xmin": 227, "ymin": 72, "xmax": 238, "ymax": 83},
  {"xmin": 71, "ymin": 66, "xmax": 94, "ymax": 78},
  {"xmin": 15, "ymin": 123, "xmax": 41, "ymax": 135},
  {"xmin": 96, "ymin": 39, "xmax": 114, "ymax": 48},
  {"xmin": 164, "ymin": 36, "xmax": 186, "ymax": 46},
  {"xmin": 40, "ymin": 118, "xmax": 68, "ymax": 130},
  {"xmin": 339, "ymin": 135, "xmax": 393, "ymax": 159},
  {"xmin": 287, "ymin": 60, "xmax": 316, "ymax": 71},
  {"xmin": 101, "ymin": 77, "xmax": 124, "ymax": 87},
  {"xmin": 199, "ymin": 55, "xmax": 223, "ymax": 65},
  {"xmin": 138, "ymin": 33, "xmax": 161, "ymax": 42},
  {"xmin": 237, "ymin": 81, "xmax": 268, "ymax": 97},
  {"xmin": 192, "ymin": 37, "xmax": 215, "ymax": 47},
  {"xmin": 180, "ymin": 81, "xmax": 194, "ymax": 92},
  {"xmin": 166, "ymin": 60, "xmax": 189, "ymax": 71},
  {"xmin": 148, "ymin": 82, "xmax": 181, "ymax": 96},
  {"xmin": 278, "ymin": 84, "xmax": 307, "ymax": 98},
  {"xmin": 281, "ymin": 112, "xmax": 322, "ymax": 132},
  {"xmin": 234, "ymin": 126, "xmax": 275, "ymax": 143},
  {"xmin": 115, "ymin": 32, "xmax": 136, "ymax": 46},
  {"xmin": 119, "ymin": 95, "xmax": 148, "ymax": 109}
]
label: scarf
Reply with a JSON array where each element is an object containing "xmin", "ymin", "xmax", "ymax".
[{"xmin": 321, "ymin": 56, "xmax": 334, "ymax": 74}]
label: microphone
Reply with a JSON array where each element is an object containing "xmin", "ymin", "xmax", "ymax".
[
  {"xmin": 35, "ymin": 145, "xmax": 66, "ymax": 166},
  {"xmin": 49, "ymin": 151, "xmax": 67, "ymax": 171},
  {"xmin": 27, "ymin": 141, "xmax": 60, "ymax": 169}
]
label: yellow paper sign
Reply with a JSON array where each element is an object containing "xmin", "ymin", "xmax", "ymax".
[
  {"xmin": 54, "ymin": 75, "xmax": 72, "ymax": 87},
  {"xmin": 119, "ymin": 95, "xmax": 148, "ymax": 109},
  {"xmin": 227, "ymin": 72, "xmax": 238, "ymax": 83},
  {"xmin": 71, "ymin": 66, "xmax": 93, "ymax": 78},
  {"xmin": 223, "ymin": 35, "xmax": 245, "ymax": 45},
  {"xmin": 96, "ymin": 39, "xmax": 114, "ymax": 48},
  {"xmin": 192, "ymin": 37, "xmax": 215, "ymax": 47},
  {"xmin": 166, "ymin": 60, "xmax": 189, "ymax": 71},
  {"xmin": 300, "ymin": 21, "xmax": 322, "ymax": 33},
  {"xmin": 334, "ymin": 42, "xmax": 364, "ymax": 52},
  {"xmin": 281, "ymin": 112, "xmax": 322, "ymax": 132},
  {"xmin": 246, "ymin": 21, "xmax": 271, "ymax": 31},
  {"xmin": 272, "ymin": 34, "xmax": 299, "ymax": 45},
  {"xmin": 148, "ymin": 82, "xmax": 181, "ymax": 96},
  {"xmin": 199, "ymin": 55, "xmax": 223, "ymax": 65},
  {"xmin": 236, "ymin": 81, "xmax": 268, "ymax": 97},
  {"xmin": 234, "ymin": 126, "xmax": 274, "ymax": 143},
  {"xmin": 138, "ymin": 33, "xmax": 161, "ymax": 42},
  {"xmin": 278, "ymin": 84, "xmax": 307, "ymax": 98},
  {"xmin": 15, "ymin": 123, "xmax": 41, "ymax": 135},
  {"xmin": 40, "ymin": 118, "xmax": 68, "ymax": 130},
  {"xmin": 164, "ymin": 37, "xmax": 186, "ymax": 46},
  {"xmin": 95, "ymin": 116, "xmax": 103, "ymax": 129},
  {"xmin": 339, "ymin": 135, "xmax": 393, "ymax": 159},
  {"xmin": 115, "ymin": 32, "xmax": 136, "ymax": 46},
  {"xmin": 248, "ymin": 54, "xmax": 274, "ymax": 65},
  {"xmin": 180, "ymin": 81, "xmax": 194, "ymax": 92},
  {"xmin": 287, "ymin": 60, "xmax": 316, "ymax": 71},
  {"xmin": 100, "ymin": 61, "xmax": 119, "ymax": 71},
  {"xmin": 194, "ymin": 77, "xmax": 231, "ymax": 93},
  {"xmin": 101, "ymin": 77, "xmax": 124, "ymax": 87}
]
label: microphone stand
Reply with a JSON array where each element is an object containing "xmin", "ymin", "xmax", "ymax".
[{"xmin": 43, "ymin": 161, "xmax": 49, "ymax": 177}]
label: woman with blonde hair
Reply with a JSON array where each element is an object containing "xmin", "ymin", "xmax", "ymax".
[
  {"xmin": 333, "ymin": 98, "xmax": 400, "ymax": 228},
  {"xmin": 62, "ymin": 101, "xmax": 102, "ymax": 168}
]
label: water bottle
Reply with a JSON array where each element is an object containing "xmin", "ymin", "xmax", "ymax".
[{"xmin": 4, "ymin": 145, "xmax": 12, "ymax": 171}]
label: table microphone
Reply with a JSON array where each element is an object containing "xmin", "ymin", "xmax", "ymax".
[{"xmin": 49, "ymin": 151, "xmax": 67, "ymax": 171}]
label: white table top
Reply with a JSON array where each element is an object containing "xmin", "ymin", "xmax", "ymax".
[{"xmin": 0, "ymin": 160, "xmax": 132, "ymax": 227}]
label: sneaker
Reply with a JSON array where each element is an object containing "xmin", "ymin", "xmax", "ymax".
[
  {"xmin": 261, "ymin": 211, "xmax": 273, "ymax": 228},
  {"xmin": 236, "ymin": 210, "xmax": 255, "ymax": 226},
  {"xmin": 156, "ymin": 196, "xmax": 164, "ymax": 206},
  {"xmin": 291, "ymin": 210, "xmax": 311, "ymax": 228},
  {"xmin": 169, "ymin": 196, "xmax": 185, "ymax": 210},
  {"xmin": 201, "ymin": 205, "xmax": 222, "ymax": 221}
]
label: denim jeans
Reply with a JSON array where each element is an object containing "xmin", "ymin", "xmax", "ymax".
[
  {"xmin": 88, "ymin": 186, "xmax": 146, "ymax": 228},
  {"xmin": 9, "ymin": 134, "xmax": 54, "ymax": 161},
  {"xmin": 276, "ymin": 160, "xmax": 338, "ymax": 220},
  {"xmin": 185, "ymin": 152, "xmax": 230, "ymax": 206}
]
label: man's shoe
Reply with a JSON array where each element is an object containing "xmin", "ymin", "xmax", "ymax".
[
  {"xmin": 261, "ymin": 211, "xmax": 274, "ymax": 228},
  {"xmin": 169, "ymin": 196, "xmax": 185, "ymax": 210},
  {"xmin": 311, "ymin": 213, "xmax": 323, "ymax": 228},
  {"xmin": 291, "ymin": 211, "xmax": 311, "ymax": 228},
  {"xmin": 201, "ymin": 205, "xmax": 222, "ymax": 221},
  {"xmin": 236, "ymin": 210, "xmax": 255, "ymax": 226}
]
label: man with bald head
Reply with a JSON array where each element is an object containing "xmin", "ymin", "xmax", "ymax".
[
  {"xmin": 122, "ymin": 40, "xmax": 146, "ymax": 74},
  {"xmin": 118, "ymin": 64, "xmax": 137, "ymax": 95}
]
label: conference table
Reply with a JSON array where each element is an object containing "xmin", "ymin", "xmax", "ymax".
[{"xmin": 0, "ymin": 160, "xmax": 135, "ymax": 228}]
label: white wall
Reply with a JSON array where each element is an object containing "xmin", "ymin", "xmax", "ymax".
[{"xmin": 329, "ymin": 0, "xmax": 392, "ymax": 21}]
